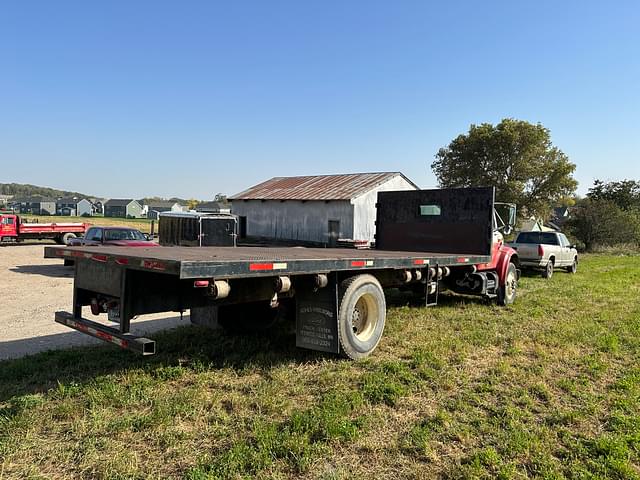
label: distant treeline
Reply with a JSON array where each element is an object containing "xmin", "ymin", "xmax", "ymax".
[
  {"xmin": 138, "ymin": 196, "xmax": 193, "ymax": 205},
  {"xmin": 0, "ymin": 183, "xmax": 91, "ymax": 199},
  {"xmin": 0, "ymin": 183, "xmax": 209, "ymax": 205}
]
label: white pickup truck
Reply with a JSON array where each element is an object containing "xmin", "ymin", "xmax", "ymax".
[{"xmin": 509, "ymin": 231, "xmax": 578, "ymax": 278}]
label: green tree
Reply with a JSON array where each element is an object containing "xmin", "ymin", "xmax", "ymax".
[
  {"xmin": 432, "ymin": 119, "xmax": 578, "ymax": 217},
  {"xmin": 214, "ymin": 193, "xmax": 228, "ymax": 203},
  {"xmin": 587, "ymin": 179, "xmax": 640, "ymax": 211},
  {"xmin": 567, "ymin": 198, "xmax": 640, "ymax": 251}
]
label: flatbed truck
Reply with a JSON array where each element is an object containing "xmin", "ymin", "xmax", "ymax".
[
  {"xmin": 1, "ymin": 214, "xmax": 88, "ymax": 244},
  {"xmin": 44, "ymin": 187, "xmax": 520, "ymax": 359}
]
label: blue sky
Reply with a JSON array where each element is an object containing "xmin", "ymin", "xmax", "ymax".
[{"xmin": 1, "ymin": 1, "xmax": 638, "ymax": 199}]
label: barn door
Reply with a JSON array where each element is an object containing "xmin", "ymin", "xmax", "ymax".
[
  {"xmin": 328, "ymin": 220, "xmax": 340, "ymax": 247},
  {"xmin": 238, "ymin": 216, "xmax": 247, "ymax": 239},
  {"xmin": 201, "ymin": 218, "xmax": 237, "ymax": 246}
]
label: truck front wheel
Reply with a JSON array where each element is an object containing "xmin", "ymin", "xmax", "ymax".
[
  {"xmin": 497, "ymin": 262, "xmax": 518, "ymax": 306},
  {"xmin": 338, "ymin": 274, "xmax": 386, "ymax": 360}
]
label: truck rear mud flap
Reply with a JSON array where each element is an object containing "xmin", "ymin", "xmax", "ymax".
[{"xmin": 55, "ymin": 311, "xmax": 156, "ymax": 355}]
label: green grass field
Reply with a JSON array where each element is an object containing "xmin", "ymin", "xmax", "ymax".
[
  {"xmin": 22, "ymin": 215, "xmax": 154, "ymax": 233},
  {"xmin": 1, "ymin": 254, "xmax": 639, "ymax": 479}
]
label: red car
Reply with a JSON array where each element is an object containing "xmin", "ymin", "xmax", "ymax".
[
  {"xmin": 62, "ymin": 226, "xmax": 157, "ymax": 266},
  {"xmin": 68, "ymin": 226, "xmax": 157, "ymax": 247}
]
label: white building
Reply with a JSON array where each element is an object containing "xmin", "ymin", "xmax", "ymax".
[
  {"xmin": 142, "ymin": 201, "xmax": 187, "ymax": 220},
  {"xmin": 229, "ymin": 172, "xmax": 418, "ymax": 246}
]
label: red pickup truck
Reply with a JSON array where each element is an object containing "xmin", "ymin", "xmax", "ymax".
[{"xmin": 0, "ymin": 214, "xmax": 88, "ymax": 245}]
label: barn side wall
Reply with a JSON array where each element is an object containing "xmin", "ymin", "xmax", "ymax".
[{"xmin": 352, "ymin": 176, "xmax": 418, "ymax": 242}]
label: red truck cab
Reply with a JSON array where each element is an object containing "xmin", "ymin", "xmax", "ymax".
[
  {"xmin": 0, "ymin": 214, "xmax": 18, "ymax": 238},
  {"xmin": 471, "ymin": 202, "xmax": 520, "ymax": 303}
]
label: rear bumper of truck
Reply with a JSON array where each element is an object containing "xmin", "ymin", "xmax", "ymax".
[
  {"xmin": 519, "ymin": 258, "xmax": 547, "ymax": 269},
  {"xmin": 55, "ymin": 311, "xmax": 156, "ymax": 355}
]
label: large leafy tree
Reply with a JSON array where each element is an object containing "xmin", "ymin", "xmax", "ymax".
[{"xmin": 432, "ymin": 119, "xmax": 577, "ymax": 217}]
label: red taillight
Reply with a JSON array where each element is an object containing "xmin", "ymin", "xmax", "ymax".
[
  {"xmin": 194, "ymin": 280, "xmax": 210, "ymax": 288},
  {"xmin": 538, "ymin": 244, "xmax": 544, "ymax": 257}
]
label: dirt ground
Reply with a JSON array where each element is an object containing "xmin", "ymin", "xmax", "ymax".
[{"xmin": 0, "ymin": 243, "xmax": 189, "ymax": 360}]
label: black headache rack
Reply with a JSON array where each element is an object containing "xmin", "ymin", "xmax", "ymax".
[
  {"xmin": 375, "ymin": 186, "xmax": 495, "ymax": 256},
  {"xmin": 44, "ymin": 187, "xmax": 497, "ymax": 356}
]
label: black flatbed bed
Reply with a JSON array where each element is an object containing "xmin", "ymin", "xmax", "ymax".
[{"xmin": 45, "ymin": 245, "xmax": 490, "ymax": 279}]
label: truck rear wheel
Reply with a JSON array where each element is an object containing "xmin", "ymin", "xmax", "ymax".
[
  {"xmin": 497, "ymin": 262, "xmax": 518, "ymax": 306},
  {"xmin": 338, "ymin": 274, "xmax": 386, "ymax": 360},
  {"xmin": 62, "ymin": 233, "xmax": 76, "ymax": 245}
]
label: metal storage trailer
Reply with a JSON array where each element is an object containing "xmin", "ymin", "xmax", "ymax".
[{"xmin": 158, "ymin": 211, "xmax": 237, "ymax": 247}]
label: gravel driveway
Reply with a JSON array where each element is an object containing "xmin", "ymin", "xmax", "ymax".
[{"xmin": 0, "ymin": 244, "xmax": 190, "ymax": 360}]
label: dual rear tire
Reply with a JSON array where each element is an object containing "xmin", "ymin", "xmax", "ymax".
[
  {"xmin": 337, "ymin": 274, "xmax": 386, "ymax": 360},
  {"xmin": 210, "ymin": 274, "xmax": 388, "ymax": 360},
  {"xmin": 58, "ymin": 232, "xmax": 76, "ymax": 245}
]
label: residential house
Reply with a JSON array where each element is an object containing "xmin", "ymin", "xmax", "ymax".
[
  {"xmin": 143, "ymin": 200, "xmax": 187, "ymax": 220},
  {"xmin": 519, "ymin": 218, "xmax": 555, "ymax": 232},
  {"xmin": 0, "ymin": 194, "xmax": 13, "ymax": 208},
  {"xmin": 56, "ymin": 197, "xmax": 93, "ymax": 216},
  {"xmin": 90, "ymin": 200, "xmax": 104, "ymax": 215},
  {"xmin": 10, "ymin": 197, "xmax": 57, "ymax": 215},
  {"xmin": 104, "ymin": 199, "xmax": 143, "ymax": 218}
]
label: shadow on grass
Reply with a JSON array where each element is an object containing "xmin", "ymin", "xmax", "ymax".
[
  {"xmin": 518, "ymin": 268, "xmax": 574, "ymax": 279},
  {"xmin": 0, "ymin": 319, "xmax": 322, "ymax": 402},
  {"xmin": 0, "ymin": 241, "xmax": 58, "ymax": 247},
  {"xmin": 0, "ymin": 290, "xmax": 492, "ymax": 402},
  {"xmin": 385, "ymin": 288, "xmax": 493, "ymax": 308}
]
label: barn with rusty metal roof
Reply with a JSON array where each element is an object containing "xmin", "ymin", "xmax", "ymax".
[{"xmin": 229, "ymin": 172, "xmax": 418, "ymax": 246}]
